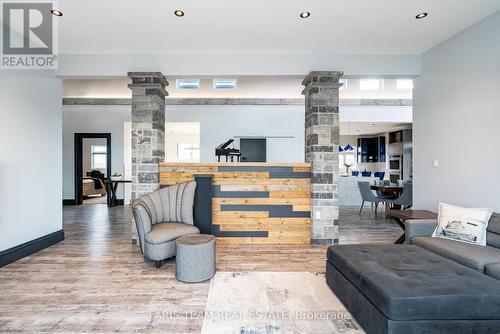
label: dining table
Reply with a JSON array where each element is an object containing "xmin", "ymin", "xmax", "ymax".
[
  {"xmin": 370, "ymin": 183, "xmax": 403, "ymax": 196},
  {"xmin": 370, "ymin": 183, "xmax": 404, "ymax": 218}
]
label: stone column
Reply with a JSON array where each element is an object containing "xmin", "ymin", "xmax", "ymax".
[
  {"xmin": 128, "ymin": 72, "xmax": 168, "ymax": 242},
  {"xmin": 302, "ymin": 71, "xmax": 343, "ymax": 245}
]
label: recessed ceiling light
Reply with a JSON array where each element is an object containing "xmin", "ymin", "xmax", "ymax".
[
  {"xmin": 415, "ymin": 12, "xmax": 428, "ymax": 20},
  {"xmin": 300, "ymin": 11, "xmax": 310, "ymax": 19},
  {"xmin": 174, "ymin": 10, "xmax": 184, "ymax": 17},
  {"xmin": 50, "ymin": 9, "xmax": 63, "ymax": 16}
]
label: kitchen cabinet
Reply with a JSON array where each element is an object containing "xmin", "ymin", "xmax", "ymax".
[{"xmin": 357, "ymin": 136, "xmax": 386, "ymax": 163}]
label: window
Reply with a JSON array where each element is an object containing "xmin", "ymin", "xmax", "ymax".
[
  {"xmin": 360, "ymin": 79, "xmax": 383, "ymax": 90},
  {"xmin": 177, "ymin": 144, "xmax": 200, "ymax": 162},
  {"xmin": 213, "ymin": 79, "xmax": 237, "ymax": 89},
  {"xmin": 91, "ymin": 145, "xmax": 107, "ymax": 169},
  {"xmin": 176, "ymin": 79, "xmax": 200, "ymax": 89},
  {"xmin": 397, "ymin": 79, "xmax": 413, "ymax": 90}
]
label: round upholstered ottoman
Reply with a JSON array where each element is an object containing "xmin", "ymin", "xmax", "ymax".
[{"xmin": 175, "ymin": 234, "xmax": 216, "ymax": 283}]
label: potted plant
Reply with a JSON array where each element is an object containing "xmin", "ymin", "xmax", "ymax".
[
  {"xmin": 344, "ymin": 162, "xmax": 353, "ymax": 175},
  {"xmin": 111, "ymin": 172, "xmax": 122, "ymax": 181}
]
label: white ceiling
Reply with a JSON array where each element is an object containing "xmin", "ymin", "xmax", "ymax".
[{"xmin": 57, "ymin": 0, "xmax": 500, "ymax": 54}]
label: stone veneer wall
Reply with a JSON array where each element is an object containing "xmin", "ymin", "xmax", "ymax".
[
  {"xmin": 302, "ymin": 71, "xmax": 343, "ymax": 245},
  {"xmin": 128, "ymin": 72, "xmax": 168, "ymax": 243}
]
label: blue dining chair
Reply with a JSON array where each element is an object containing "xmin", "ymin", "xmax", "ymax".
[
  {"xmin": 357, "ymin": 181, "xmax": 386, "ymax": 215},
  {"xmin": 361, "ymin": 171, "xmax": 372, "ymax": 177},
  {"xmin": 374, "ymin": 172, "xmax": 385, "ymax": 180},
  {"xmin": 351, "ymin": 171, "xmax": 359, "ymax": 176},
  {"xmin": 388, "ymin": 182, "xmax": 413, "ymax": 209}
]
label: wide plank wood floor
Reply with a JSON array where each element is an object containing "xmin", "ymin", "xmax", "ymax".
[
  {"xmin": 339, "ymin": 206, "xmax": 403, "ymax": 244},
  {"xmin": 0, "ymin": 203, "xmax": 400, "ymax": 333}
]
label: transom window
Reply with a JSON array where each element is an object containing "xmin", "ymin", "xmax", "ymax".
[
  {"xmin": 176, "ymin": 79, "xmax": 200, "ymax": 90},
  {"xmin": 213, "ymin": 79, "xmax": 237, "ymax": 89}
]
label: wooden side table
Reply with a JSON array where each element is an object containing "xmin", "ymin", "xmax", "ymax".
[
  {"xmin": 104, "ymin": 180, "xmax": 131, "ymax": 207},
  {"xmin": 388, "ymin": 210, "xmax": 438, "ymax": 244}
]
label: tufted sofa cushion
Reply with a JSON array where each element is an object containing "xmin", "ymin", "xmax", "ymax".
[{"xmin": 327, "ymin": 244, "xmax": 500, "ymax": 321}]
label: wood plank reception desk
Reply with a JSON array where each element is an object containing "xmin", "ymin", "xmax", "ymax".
[{"xmin": 159, "ymin": 162, "xmax": 312, "ymax": 245}]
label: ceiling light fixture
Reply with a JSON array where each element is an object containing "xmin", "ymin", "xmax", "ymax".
[
  {"xmin": 300, "ymin": 11, "xmax": 310, "ymax": 19},
  {"xmin": 343, "ymin": 123, "xmax": 354, "ymax": 152},
  {"xmin": 50, "ymin": 9, "xmax": 63, "ymax": 16},
  {"xmin": 415, "ymin": 12, "xmax": 428, "ymax": 20},
  {"xmin": 174, "ymin": 10, "xmax": 184, "ymax": 17}
]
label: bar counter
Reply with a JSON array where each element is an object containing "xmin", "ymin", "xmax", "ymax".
[{"xmin": 159, "ymin": 162, "xmax": 312, "ymax": 245}]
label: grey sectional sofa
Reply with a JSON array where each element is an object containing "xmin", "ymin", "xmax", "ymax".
[
  {"xmin": 326, "ymin": 213, "xmax": 500, "ymax": 334},
  {"xmin": 405, "ymin": 213, "xmax": 500, "ymax": 280}
]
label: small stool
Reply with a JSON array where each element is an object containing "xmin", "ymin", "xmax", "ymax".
[{"xmin": 175, "ymin": 234, "xmax": 216, "ymax": 283}]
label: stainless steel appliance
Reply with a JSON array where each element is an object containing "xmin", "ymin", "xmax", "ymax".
[{"xmin": 388, "ymin": 154, "xmax": 403, "ymax": 183}]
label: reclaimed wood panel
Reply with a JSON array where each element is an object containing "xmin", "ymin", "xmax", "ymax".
[
  {"xmin": 213, "ymin": 217, "xmax": 310, "ymax": 225},
  {"xmin": 214, "ymin": 211, "xmax": 270, "ymax": 218},
  {"xmin": 159, "ymin": 162, "xmax": 311, "ymax": 245},
  {"xmin": 219, "ymin": 184, "xmax": 311, "ymax": 191},
  {"xmin": 216, "ymin": 237, "xmax": 310, "ymax": 245},
  {"xmin": 212, "ymin": 198, "xmax": 310, "ymax": 205},
  {"xmin": 160, "ymin": 162, "xmax": 311, "ymax": 167},
  {"xmin": 213, "ymin": 178, "xmax": 310, "ymax": 185}
]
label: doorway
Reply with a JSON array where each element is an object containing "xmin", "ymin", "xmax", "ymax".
[
  {"xmin": 165, "ymin": 122, "xmax": 201, "ymax": 162},
  {"xmin": 74, "ymin": 133, "xmax": 111, "ymax": 205}
]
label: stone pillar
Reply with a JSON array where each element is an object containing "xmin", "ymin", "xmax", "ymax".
[
  {"xmin": 128, "ymin": 72, "xmax": 168, "ymax": 242},
  {"xmin": 302, "ymin": 71, "xmax": 343, "ymax": 245}
]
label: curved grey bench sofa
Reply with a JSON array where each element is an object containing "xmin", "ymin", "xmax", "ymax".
[
  {"xmin": 132, "ymin": 181, "xmax": 200, "ymax": 268},
  {"xmin": 326, "ymin": 213, "xmax": 500, "ymax": 334}
]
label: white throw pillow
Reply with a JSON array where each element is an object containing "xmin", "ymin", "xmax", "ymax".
[{"xmin": 432, "ymin": 203, "xmax": 492, "ymax": 246}]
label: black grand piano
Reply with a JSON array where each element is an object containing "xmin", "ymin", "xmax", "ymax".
[{"xmin": 215, "ymin": 139, "xmax": 241, "ymax": 162}]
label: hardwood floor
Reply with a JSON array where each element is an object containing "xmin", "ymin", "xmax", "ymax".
[
  {"xmin": 82, "ymin": 195, "xmax": 107, "ymax": 205},
  {"xmin": 0, "ymin": 204, "xmax": 208, "ymax": 333},
  {"xmin": 339, "ymin": 206, "xmax": 403, "ymax": 245},
  {"xmin": 0, "ymin": 203, "xmax": 401, "ymax": 333}
]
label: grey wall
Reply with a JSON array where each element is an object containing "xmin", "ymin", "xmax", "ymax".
[
  {"xmin": 0, "ymin": 72, "xmax": 62, "ymax": 251},
  {"xmin": 63, "ymin": 106, "xmax": 131, "ymax": 200},
  {"xmin": 166, "ymin": 105, "xmax": 305, "ymax": 163},
  {"xmin": 413, "ymin": 11, "xmax": 500, "ymax": 212},
  {"xmin": 63, "ymin": 104, "xmax": 304, "ymax": 200}
]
